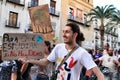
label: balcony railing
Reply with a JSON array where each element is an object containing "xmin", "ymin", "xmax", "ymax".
[
  {"xmin": 94, "ymin": 25, "xmax": 99, "ymax": 30},
  {"xmin": 111, "ymin": 40, "xmax": 114, "ymax": 43},
  {"xmin": 49, "ymin": 7, "xmax": 60, "ymax": 17},
  {"xmin": 107, "ymin": 39, "xmax": 110, "ymax": 42},
  {"xmin": 104, "ymin": 30, "xmax": 111, "ymax": 34},
  {"xmin": 28, "ymin": 2, "xmax": 38, "ymax": 8},
  {"xmin": 111, "ymin": 32, "xmax": 118, "ymax": 37},
  {"xmin": 68, "ymin": 15, "xmax": 90, "ymax": 27},
  {"xmin": 5, "ymin": 20, "xmax": 20, "ymax": 28},
  {"xmin": 95, "ymin": 35, "xmax": 99, "ymax": 39},
  {"xmin": 28, "ymin": 24, "xmax": 33, "ymax": 31},
  {"xmin": 6, "ymin": 0, "xmax": 25, "ymax": 6}
]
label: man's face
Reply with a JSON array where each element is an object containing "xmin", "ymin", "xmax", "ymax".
[
  {"xmin": 104, "ymin": 44, "xmax": 109, "ymax": 50},
  {"xmin": 108, "ymin": 48, "xmax": 113, "ymax": 56},
  {"xmin": 62, "ymin": 26, "xmax": 74, "ymax": 44},
  {"xmin": 97, "ymin": 50, "xmax": 100, "ymax": 53}
]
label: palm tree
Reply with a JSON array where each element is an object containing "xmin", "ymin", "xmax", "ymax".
[
  {"xmin": 110, "ymin": 10, "xmax": 120, "ymax": 24},
  {"xmin": 87, "ymin": 5, "xmax": 116, "ymax": 49}
]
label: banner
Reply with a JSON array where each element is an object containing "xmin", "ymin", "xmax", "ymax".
[
  {"xmin": 29, "ymin": 4, "xmax": 54, "ymax": 40},
  {"xmin": 2, "ymin": 33, "xmax": 45, "ymax": 60}
]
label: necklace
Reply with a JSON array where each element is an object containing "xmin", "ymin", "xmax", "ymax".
[
  {"xmin": 67, "ymin": 49, "xmax": 72, "ymax": 52},
  {"xmin": 66, "ymin": 45, "xmax": 78, "ymax": 53}
]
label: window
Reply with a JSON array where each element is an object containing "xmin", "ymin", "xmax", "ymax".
[
  {"xmin": 31, "ymin": 0, "xmax": 38, "ymax": 7},
  {"xmin": 76, "ymin": 8, "xmax": 82, "ymax": 20},
  {"xmin": 107, "ymin": 35, "xmax": 110, "ymax": 42},
  {"xmin": 86, "ymin": 0, "xmax": 90, "ymax": 3},
  {"xmin": 118, "ymin": 42, "xmax": 120, "ymax": 46},
  {"xmin": 7, "ymin": 0, "xmax": 20, "ymax": 4},
  {"xmin": 95, "ymin": 32, "xmax": 99, "ymax": 39},
  {"xmin": 50, "ymin": 0, "xmax": 56, "ymax": 14},
  {"xmin": 69, "ymin": 7, "xmax": 74, "ymax": 19},
  {"xmin": 94, "ymin": 19, "xmax": 98, "ymax": 28},
  {"xmin": 114, "ymin": 28, "xmax": 116, "ymax": 32},
  {"xmin": 9, "ymin": 11, "xmax": 18, "ymax": 27},
  {"xmin": 83, "ymin": 14, "xmax": 87, "ymax": 23}
]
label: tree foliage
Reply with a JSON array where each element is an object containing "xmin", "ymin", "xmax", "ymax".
[{"xmin": 87, "ymin": 5, "xmax": 116, "ymax": 49}]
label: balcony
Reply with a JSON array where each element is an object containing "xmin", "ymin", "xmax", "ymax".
[
  {"xmin": 94, "ymin": 25, "xmax": 99, "ymax": 31},
  {"xmin": 104, "ymin": 30, "xmax": 111, "ymax": 34},
  {"xmin": 107, "ymin": 39, "xmax": 110, "ymax": 42},
  {"xmin": 111, "ymin": 32, "xmax": 118, "ymax": 37},
  {"xmin": 0, "ymin": 0, "xmax": 3, "ymax": 4},
  {"xmin": 68, "ymin": 15, "xmax": 90, "ymax": 27},
  {"xmin": 5, "ymin": 20, "xmax": 20, "ymax": 29},
  {"xmin": 49, "ymin": 7, "xmax": 60, "ymax": 17},
  {"xmin": 6, "ymin": 0, "xmax": 25, "ymax": 6},
  {"xmin": 95, "ymin": 35, "xmax": 99, "ymax": 39},
  {"xmin": 28, "ymin": 2, "xmax": 38, "ymax": 8},
  {"xmin": 111, "ymin": 40, "xmax": 114, "ymax": 43},
  {"xmin": 28, "ymin": 24, "xmax": 33, "ymax": 31},
  {"xmin": 114, "ymin": 39, "xmax": 117, "ymax": 43}
]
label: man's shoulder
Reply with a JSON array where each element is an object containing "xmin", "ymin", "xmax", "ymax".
[
  {"xmin": 78, "ymin": 47, "xmax": 87, "ymax": 52},
  {"xmin": 55, "ymin": 43, "xmax": 65, "ymax": 47},
  {"xmin": 77, "ymin": 47, "xmax": 88, "ymax": 55}
]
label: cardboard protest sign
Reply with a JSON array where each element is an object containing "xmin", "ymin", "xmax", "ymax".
[
  {"xmin": 29, "ymin": 4, "xmax": 54, "ymax": 40},
  {"xmin": 2, "ymin": 33, "xmax": 45, "ymax": 60}
]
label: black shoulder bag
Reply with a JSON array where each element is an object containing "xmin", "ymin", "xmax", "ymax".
[{"xmin": 50, "ymin": 46, "xmax": 79, "ymax": 80}]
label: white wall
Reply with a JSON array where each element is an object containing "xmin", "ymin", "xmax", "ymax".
[
  {"xmin": 0, "ymin": 0, "xmax": 61, "ymax": 45},
  {"xmin": 0, "ymin": 0, "xmax": 31, "ymax": 45},
  {"xmin": 39, "ymin": 0, "xmax": 61, "ymax": 40}
]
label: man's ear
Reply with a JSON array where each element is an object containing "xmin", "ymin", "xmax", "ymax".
[{"xmin": 73, "ymin": 32, "xmax": 78, "ymax": 38}]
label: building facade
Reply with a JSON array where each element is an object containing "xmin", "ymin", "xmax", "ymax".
[
  {"xmin": 60, "ymin": 0, "xmax": 94, "ymax": 49},
  {"xmin": 93, "ymin": 19, "xmax": 118, "ymax": 50},
  {"xmin": 0, "ymin": 0, "xmax": 119, "ymax": 50},
  {"xmin": 0, "ymin": 0, "xmax": 61, "ymax": 47}
]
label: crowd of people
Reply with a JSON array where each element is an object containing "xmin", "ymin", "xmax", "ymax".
[
  {"xmin": 0, "ymin": 41, "xmax": 55, "ymax": 80},
  {"xmin": 0, "ymin": 22, "xmax": 120, "ymax": 80},
  {"xmin": 80, "ymin": 43, "xmax": 120, "ymax": 80}
]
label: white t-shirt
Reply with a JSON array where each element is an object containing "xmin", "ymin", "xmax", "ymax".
[
  {"xmin": 99, "ymin": 55, "xmax": 118, "ymax": 72},
  {"xmin": 47, "ymin": 43, "xmax": 96, "ymax": 80}
]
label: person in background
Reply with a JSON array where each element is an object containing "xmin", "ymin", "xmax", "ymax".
[
  {"xmin": 99, "ymin": 48, "xmax": 118, "ymax": 80},
  {"xmin": 35, "ymin": 41, "xmax": 53, "ymax": 80},
  {"xmin": 93, "ymin": 49, "xmax": 103, "ymax": 66},
  {"xmin": 15, "ymin": 60, "xmax": 33, "ymax": 80},
  {"xmin": 21, "ymin": 62, "xmax": 33, "ymax": 80},
  {"xmin": 19, "ymin": 23, "xmax": 104, "ymax": 80},
  {"xmin": 21, "ymin": 63, "xmax": 33, "ymax": 80},
  {"xmin": 84, "ymin": 49, "xmax": 94, "ymax": 80},
  {"xmin": 0, "ymin": 48, "xmax": 2, "ymax": 63},
  {"xmin": 0, "ymin": 47, "xmax": 17, "ymax": 80},
  {"xmin": 103, "ymin": 43, "xmax": 109, "ymax": 55},
  {"xmin": 0, "ymin": 60, "xmax": 17, "ymax": 80},
  {"xmin": 0, "ymin": 50, "xmax": 3, "ymax": 63}
]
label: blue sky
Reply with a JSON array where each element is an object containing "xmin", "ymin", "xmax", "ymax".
[{"xmin": 93, "ymin": 0, "xmax": 120, "ymax": 10}]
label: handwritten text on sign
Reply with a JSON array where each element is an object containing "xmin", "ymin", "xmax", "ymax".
[{"xmin": 2, "ymin": 33, "xmax": 45, "ymax": 60}]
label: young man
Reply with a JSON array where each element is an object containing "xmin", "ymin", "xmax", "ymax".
[
  {"xmin": 99, "ymin": 48, "xmax": 118, "ymax": 80},
  {"xmin": 103, "ymin": 43, "xmax": 110, "ymax": 55},
  {"xmin": 19, "ymin": 23, "xmax": 104, "ymax": 80}
]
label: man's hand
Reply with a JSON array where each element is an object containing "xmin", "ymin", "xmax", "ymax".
[{"xmin": 18, "ymin": 57, "xmax": 30, "ymax": 63}]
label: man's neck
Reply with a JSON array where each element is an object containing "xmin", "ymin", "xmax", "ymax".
[{"xmin": 65, "ymin": 43, "xmax": 77, "ymax": 50}]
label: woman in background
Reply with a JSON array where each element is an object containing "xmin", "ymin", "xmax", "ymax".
[{"xmin": 35, "ymin": 41, "xmax": 53, "ymax": 80}]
